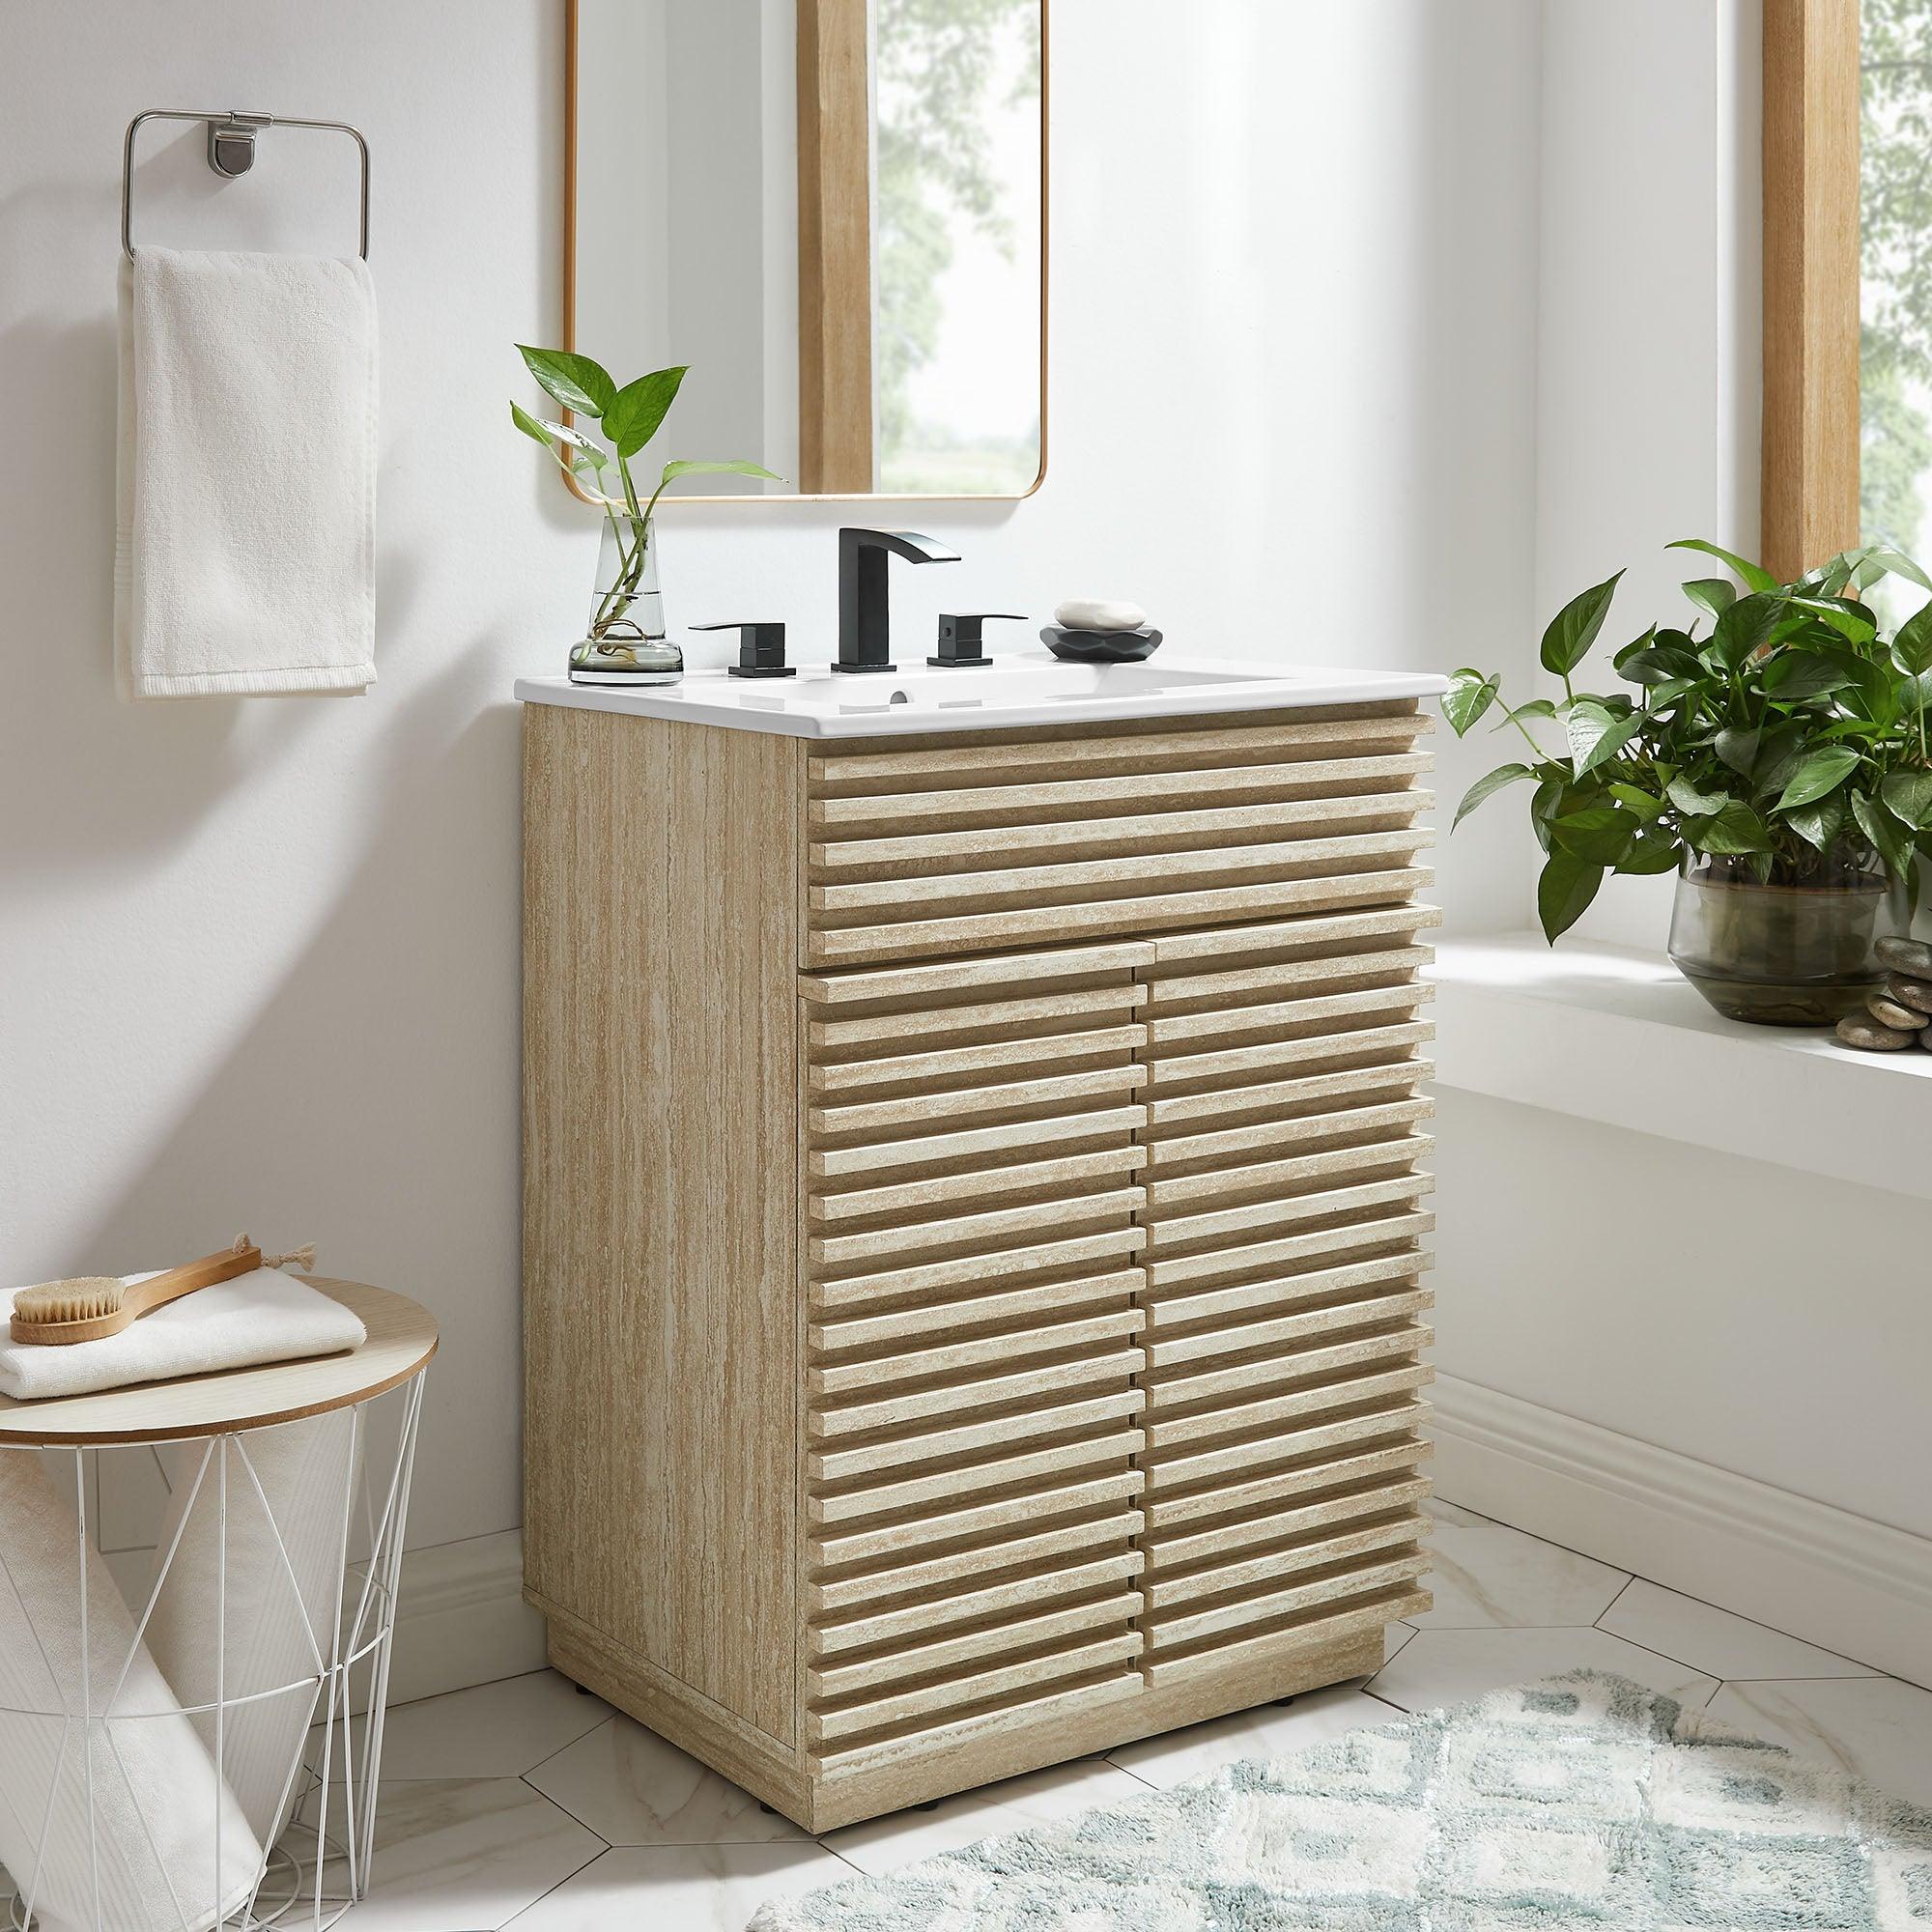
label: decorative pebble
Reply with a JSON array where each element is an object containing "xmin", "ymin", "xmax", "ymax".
[
  {"xmin": 1054, "ymin": 597, "xmax": 1147, "ymax": 634},
  {"xmin": 1875, "ymin": 936, "xmax": 1932, "ymax": 977},
  {"xmin": 1836, "ymin": 1014, "xmax": 1917, "ymax": 1050},
  {"xmin": 1867, "ymin": 995, "xmax": 1927, "ymax": 1030},
  {"xmin": 1887, "ymin": 974, "xmax": 1932, "ymax": 1014}
]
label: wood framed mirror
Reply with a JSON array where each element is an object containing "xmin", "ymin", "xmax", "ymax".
[{"xmin": 564, "ymin": 0, "xmax": 1048, "ymax": 504}]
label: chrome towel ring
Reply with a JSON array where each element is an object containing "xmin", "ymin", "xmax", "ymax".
[{"xmin": 120, "ymin": 107, "xmax": 371, "ymax": 263}]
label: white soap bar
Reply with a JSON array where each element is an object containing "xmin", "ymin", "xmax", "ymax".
[{"xmin": 1054, "ymin": 598, "xmax": 1146, "ymax": 633}]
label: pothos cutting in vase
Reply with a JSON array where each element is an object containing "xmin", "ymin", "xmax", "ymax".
[
  {"xmin": 1445, "ymin": 538, "xmax": 1932, "ymax": 1036},
  {"xmin": 510, "ymin": 346, "xmax": 781, "ymax": 686}
]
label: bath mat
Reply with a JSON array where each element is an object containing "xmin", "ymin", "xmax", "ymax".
[{"xmin": 750, "ymin": 1672, "xmax": 1932, "ymax": 1929}]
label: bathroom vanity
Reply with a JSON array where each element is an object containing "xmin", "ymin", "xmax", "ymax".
[{"xmin": 517, "ymin": 656, "xmax": 1444, "ymax": 1829}]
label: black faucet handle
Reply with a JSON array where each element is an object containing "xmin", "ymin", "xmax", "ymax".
[
  {"xmin": 929, "ymin": 612, "xmax": 1029, "ymax": 668},
  {"xmin": 693, "ymin": 621, "xmax": 794, "ymax": 679}
]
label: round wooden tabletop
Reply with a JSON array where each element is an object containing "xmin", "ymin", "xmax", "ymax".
[{"xmin": 0, "ymin": 1278, "xmax": 439, "ymax": 1447}]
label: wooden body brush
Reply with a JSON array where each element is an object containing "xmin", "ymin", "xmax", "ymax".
[{"xmin": 10, "ymin": 1235, "xmax": 316, "ymax": 1346}]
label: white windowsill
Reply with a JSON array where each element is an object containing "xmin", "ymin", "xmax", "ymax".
[{"xmin": 1429, "ymin": 934, "xmax": 1932, "ymax": 1204}]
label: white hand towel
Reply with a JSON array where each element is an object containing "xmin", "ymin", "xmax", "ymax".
[
  {"xmin": 0, "ymin": 1448, "xmax": 263, "ymax": 1932},
  {"xmin": 0, "ymin": 1268, "xmax": 367, "ymax": 1402},
  {"xmin": 115, "ymin": 246, "xmax": 378, "ymax": 698}
]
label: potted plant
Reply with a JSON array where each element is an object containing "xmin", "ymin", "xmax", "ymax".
[
  {"xmin": 1446, "ymin": 539, "xmax": 1932, "ymax": 1024},
  {"xmin": 510, "ymin": 346, "xmax": 780, "ymax": 684}
]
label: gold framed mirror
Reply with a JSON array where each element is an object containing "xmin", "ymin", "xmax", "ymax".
[{"xmin": 563, "ymin": 0, "xmax": 1048, "ymax": 504}]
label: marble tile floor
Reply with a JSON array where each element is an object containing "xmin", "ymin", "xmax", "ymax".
[{"xmin": 257, "ymin": 1499, "xmax": 1932, "ymax": 1928}]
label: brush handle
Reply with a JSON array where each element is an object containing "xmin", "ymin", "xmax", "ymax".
[{"xmin": 121, "ymin": 1240, "xmax": 264, "ymax": 1321}]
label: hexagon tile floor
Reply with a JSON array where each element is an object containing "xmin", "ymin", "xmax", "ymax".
[{"xmin": 273, "ymin": 1498, "xmax": 1932, "ymax": 1930}]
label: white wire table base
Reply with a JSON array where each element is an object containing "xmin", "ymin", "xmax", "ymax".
[{"xmin": 0, "ymin": 1370, "xmax": 427, "ymax": 1932}]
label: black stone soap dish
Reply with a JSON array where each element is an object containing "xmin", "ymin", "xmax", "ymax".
[{"xmin": 1041, "ymin": 625, "xmax": 1164, "ymax": 664}]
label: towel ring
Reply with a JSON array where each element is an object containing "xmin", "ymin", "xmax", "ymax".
[{"xmin": 121, "ymin": 107, "xmax": 371, "ymax": 263}]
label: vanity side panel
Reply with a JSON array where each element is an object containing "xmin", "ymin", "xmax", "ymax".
[{"xmin": 524, "ymin": 706, "xmax": 804, "ymax": 1747}]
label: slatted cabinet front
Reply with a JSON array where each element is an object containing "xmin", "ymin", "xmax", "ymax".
[
  {"xmin": 796, "ymin": 693, "xmax": 1439, "ymax": 1782},
  {"xmin": 800, "ymin": 947, "xmax": 1154, "ymax": 1775},
  {"xmin": 1137, "ymin": 909, "xmax": 1439, "ymax": 1683}
]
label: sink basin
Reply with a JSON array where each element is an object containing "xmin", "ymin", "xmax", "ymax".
[{"xmin": 515, "ymin": 651, "xmax": 1448, "ymax": 738}]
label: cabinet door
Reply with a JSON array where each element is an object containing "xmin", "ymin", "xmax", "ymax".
[
  {"xmin": 805, "ymin": 708, "xmax": 1435, "ymax": 966},
  {"xmin": 800, "ymin": 943, "xmax": 1154, "ymax": 1773},
  {"xmin": 1136, "ymin": 905, "xmax": 1440, "ymax": 1684}
]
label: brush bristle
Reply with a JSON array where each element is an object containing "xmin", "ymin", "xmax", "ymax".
[{"xmin": 13, "ymin": 1276, "xmax": 126, "ymax": 1326}]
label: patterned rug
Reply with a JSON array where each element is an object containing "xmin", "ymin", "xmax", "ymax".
[{"xmin": 751, "ymin": 1672, "xmax": 1932, "ymax": 1929}]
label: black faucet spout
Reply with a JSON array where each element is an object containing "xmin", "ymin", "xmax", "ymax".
[{"xmin": 836, "ymin": 527, "xmax": 961, "ymax": 673}]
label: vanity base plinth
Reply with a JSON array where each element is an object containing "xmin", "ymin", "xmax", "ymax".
[{"xmin": 544, "ymin": 1596, "xmax": 1413, "ymax": 1833}]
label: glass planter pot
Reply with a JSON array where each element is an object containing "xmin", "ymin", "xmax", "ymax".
[
  {"xmin": 568, "ymin": 512, "xmax": 681, "ymax": 685},
  {"xmin": 589, "ymin": 511, "xmax": 666, "ymax": 644},
  {"xmin": 1666, "ymin": 854, "xmax": 1908, "ymax": 1025}
]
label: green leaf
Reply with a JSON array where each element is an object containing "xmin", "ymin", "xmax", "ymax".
[
  {"xmin": 1612, "ymin": 625, "xmax": 1660, "ymax": 668},
  {"xmin": 1852, "ymin": 790, "xmax": 1915, "ymax": 879},
  {"xmin": 517, "ymin": 345, "xmax": 616, "ymax": 418},
  {"xmin": 1891, "ymin": 603, "xmax": 1932, "ymax": 678},
  {"xmin": 1784, "ymin": 794, "xmax": 1847, "ymax": 854},
  {"xmin": 1865, "ymin": 547, "xmax": 1932, "ymax": 591},
  {"xmin": 1537, "ymin": 852, "xmax": 1605, "ymax": 943},
  {"xmin": 1550, "ymin": 807, "xmax": 1638, "ymax": 867},
  {"xmin": 1667, "ymin": 537, "xmax": 1777, "ymax": 594},
  {"xmin": 1881, "ymin": 769, "xmax": 1932, "ymax": 830},
  {"xmin": 658, "ymin": 458, "xmax": 785, "ymax": 486},
  {"xmin": 510, "ymin": 399, "xmax": 555, "ymax": 446},
  {"xmin": 1714, "ymin": 724, "xmax": 1761, "ymax": 778},
  {"xmin": 1708, "ymin": 592, "xmax": 1787, "ymax": 669},
  {"xmin": 539, "ymin": 416, "xmax": 605, "ymax": 457},
  {"xmin": 1618, "ymin": 829, "xmax": 1684, "ymax": 874},
  {"xmin": 1786, "ymin": 595, "xmax": 1877, "ymax": 643},
  {"xmin": 1759, "ymin": 651, "xmax": 1853, "ymax": 702},
  {"xmin": 1681, "ymin": 578, "xmax": 1738, "ymax": 620},
  {"xmin": 1666, "ymin": 775, "xmax": 1731, "ymax": 815},
  {"xmin": 1609, "ymin": 783, "xmax": 1667, "ymax": 821},
  {"xmin": 602, "ymin": 366, "xmax": 690, "ymax": 458},
  {"xmin": 1528, "ymin": 775, "xmax": 1565, "ymax": 853},
  {"xmin": 1686, "ymin": 800, "xmax": 1771, "ymax": 855},
  {"xmin": 1775, "ymin": 746, "xmax": 1861, "ymax": 811},
  {"xmin": 1620, "ymin": 645, "xmax": 1702, "ymax": 685},
  {"xmin": 1567, "ymin": 703, "xmax": 1643, "ymax": 780},
  {"xmin": 1442, "ymin": 668, "xmax": 1501, "ymax": 737},
  {"xmin": 1488, "ymin": 697, "xmax": 1557, "ymax": 732},
  {"xmin": 1644, "ymin": 677, "xmax": 1698, "ymax": 711},
  {"xmin": 1540, "ymin": 570, "xmax": 1624, "ymax": 678},
  {"xmin": 1452, "ymin": 762, "xmax": 1533, "ymax": 831}
]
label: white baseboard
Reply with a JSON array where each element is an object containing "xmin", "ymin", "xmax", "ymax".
[
  {"xmin": 1432, "ymin": 1374, "xmax": 1932, "ymax": 1690},
  {"xmin": 384, "ymin": 1529, "xmax": 548, "ymax": 1706}
]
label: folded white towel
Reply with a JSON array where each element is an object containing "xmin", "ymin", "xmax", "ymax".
[
  {"xmin": 145, "ymin": 1410, "xmax": 362, "ymax": 1849},
  {"xmin": 0, "ymin": 1449, "xmax": 263, "ymax": 1932},
  {"xmin": 115, "ymin": 246, "xmax": 378, "ymax": 698},
  {"xmin": 0, "ymin": 1268, "xmax": 367, "ymax": 1402}
]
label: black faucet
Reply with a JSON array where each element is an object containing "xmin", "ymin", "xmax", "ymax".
[{"xmin": 836, "ymin": 527, "xmax": 960, "ymax": 673}]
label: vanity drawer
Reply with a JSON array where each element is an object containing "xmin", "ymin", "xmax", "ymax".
[
  {"xmin": 804, "ymin": 707, "xmax": 1435, "ymax": 967},
  {"xmin": 801, "ymin": 943, "xmax": 1151, "ymax": 1768}
]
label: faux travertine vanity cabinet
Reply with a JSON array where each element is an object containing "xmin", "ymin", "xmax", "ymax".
[{"xmin": 519, "ymin": 667, "xmax": 1442, "ymax": 1830}]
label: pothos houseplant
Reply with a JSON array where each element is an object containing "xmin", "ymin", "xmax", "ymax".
[
  {"xmin": 1446, "ymin": 539, "xmax": 1932, "ymax": 1024},
  {"xmin": 510, "ymin": 346, "xmax": 779, "ymax": 673}
]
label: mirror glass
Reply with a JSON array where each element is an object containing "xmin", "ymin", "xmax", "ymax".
[{"xmin": 570, "ymin": 0, "xmax": 1045, "ymax": 500}]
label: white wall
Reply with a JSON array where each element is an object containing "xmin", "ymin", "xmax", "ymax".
[
  {"xmin": 1529, "ymin": 0, "xmax": 1762, "ymax": 949},
  {"xmin": 0, "ymin": 1, "xmax": 1542, "ymax": 1576}
]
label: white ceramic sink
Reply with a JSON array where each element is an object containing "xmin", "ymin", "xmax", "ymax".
[{"xmin": 516, "ymin": 652, "xmax": 1446, "ymax": 739}]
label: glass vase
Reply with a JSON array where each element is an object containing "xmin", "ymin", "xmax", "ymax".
[
  {"xmin": 569, "ymin": 513, "xmax": 681, "ymax": 685},
  {"xmin": 1666, "ymin": 854, "xmax": 1908, "ymax": 1025}
]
